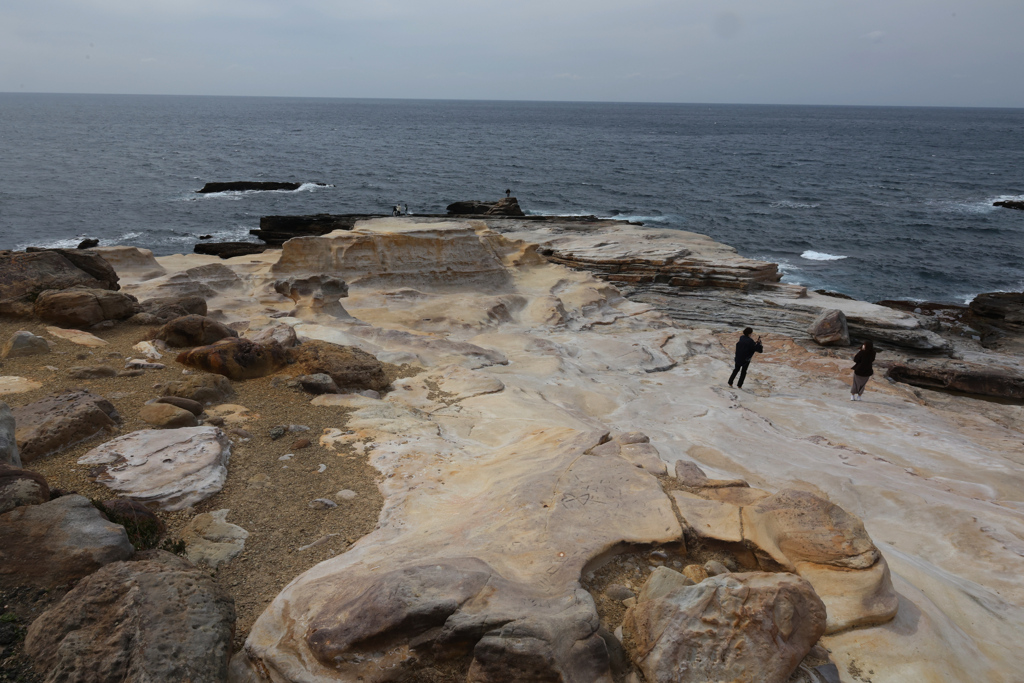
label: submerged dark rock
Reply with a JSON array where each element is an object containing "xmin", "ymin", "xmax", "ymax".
[
  {"xmin": 993, "ymin": 200, "xmax": 1024, "ymax": 211},
  {"xmin": 197, "ymin": 181, "xmax": 308, "ymax": 193},
  {"xmin": 194, "ymin": 242, "xmax": 268, "ymax": 259},
  {"xmin": 77, "ymin": 238, "xmax": 99, "ymax": 249}
]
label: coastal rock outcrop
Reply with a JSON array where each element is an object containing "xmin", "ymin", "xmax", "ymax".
[
  {"xmin": 177, "ymin": 337, "xmax": 288, "ymax": 380},
  {"xmin": 886, "ymin": 358, "xmax": 1024, "ymax": 399},
  {"xmin": 969, "ymin": 291, "xmax": 1024, "ymax": 325},
  {"xmin": 621, "ymin": 570, "xmax": 826, "ymax": 683},
  {"xmin": 156, "ymin": 314, "xmax": 239, "ymax": 347},
  {"xmin": 0, "ymin": 494, "xmax": 133, "ymax": 589},
  {"xmin": 446, "ymin": 197, "xmax": 526, "ymax": 216},
  {"xmin": 91, "ymin": 246, "xmax": 167, "ymax": 281},
  {"xmin": 132, "ymin": 294, "xmax": 208, "ymax": 325},
  {"xmin": 78, "ymin": 426, "xmax": 231, "ymax": 511},
  {"xmin": 24, "ymin": 247, "xmax": 120, "ymax": 291},
  {"xmin": 993, "ymin": 199, "xmax": 1024, "ymax": 211},
  {"xmin": 13, "ymin": 389, "xmax": 121, "ymax": 463},
  {"xmin": 23, "ymin": 550, "xmax": 236, "ymax": 683},
  {"xmin": 273, "ymin": 275, "xmax": 349, "ymax": 317}
]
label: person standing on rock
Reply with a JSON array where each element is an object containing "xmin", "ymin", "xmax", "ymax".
[
  {"xmin": 850, "ymin": 340, "xmax": 876, "ymax": 401},
  {"xmin": 728, "ymin": 327, "xmax": 763, "ymax": 388}
]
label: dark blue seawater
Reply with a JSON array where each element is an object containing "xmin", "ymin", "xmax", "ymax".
[{"xmin": 1, "ymin": 93, "xmax": 1022, "ymax": 303}]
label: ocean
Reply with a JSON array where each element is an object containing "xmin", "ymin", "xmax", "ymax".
[{"xmin": 1, "ymin": 93, "xmax": 1021, "ymax": 304}]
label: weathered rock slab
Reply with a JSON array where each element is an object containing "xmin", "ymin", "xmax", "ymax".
[
  {"xmin": 23, "ymin": 550, "xmax": 235, "ymax": 683},
  {"xmin": 182, "ymin": 509, "xmax": 249, "ymax": 568},
  {"xmin": 622, "ymin": 570, "xmax": 827, "ymax": 683},
  {"xmin": 0, "ymin": 495, "xmax": 133, "ymax": 589},
  {"xmin": 78, "ymin": 427, "xmax": 231, "ymax": 511},
  {"xmin": 13, "ymin": 389, "xmax": 121, "ymax": 463}
]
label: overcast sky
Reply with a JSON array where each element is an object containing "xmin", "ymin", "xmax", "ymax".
[{"xmin": 2, "ymin": 0, "xmax": 1022, "ymax": 107}]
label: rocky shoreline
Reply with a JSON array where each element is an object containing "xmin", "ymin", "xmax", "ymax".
[{"xmin": 2, "ymin": 216, "xmax": 1023, "ymax": 682}]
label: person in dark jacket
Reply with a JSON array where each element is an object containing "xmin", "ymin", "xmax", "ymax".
[
  {"xmin": 850, "ymin": 340, "xmax": 876, "ymax": 401},
  {"xmin": 728, "ymin": 327, "xmax": 763, "ymax": 388}
]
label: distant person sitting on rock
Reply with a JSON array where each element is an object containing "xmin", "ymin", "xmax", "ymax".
[
  {"xmin": 506, "ymin": 189, "xmax": 511, "ymax": 198},
  {"xmin": 850, "ymin": 340, "xmax": 876, "ymax": 401},
  {"xmin": 728, "ymin": 327, "xmax": 763, "ymax": 389}
]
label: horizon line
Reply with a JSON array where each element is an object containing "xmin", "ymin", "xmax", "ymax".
[{"xmin": 2, "ymin": 90, "xmax": 1023, "ymax": 111}]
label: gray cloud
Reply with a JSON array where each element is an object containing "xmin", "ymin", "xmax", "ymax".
[{"xmin": 0, "ymin": 0, "xmax": 1021, "ymax": 106}]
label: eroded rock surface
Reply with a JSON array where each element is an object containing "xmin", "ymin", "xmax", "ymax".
[
  {"xmin": 622, "ymin": 570, "xmax": 826, "ymax": 683},
  {"xmin": 34, "ymin": 288, "xmax": 139, "ymax": 328},
  {"xmin": 2, "ymin": 330, "xmax": 50, "ymax": 358},
  {"xmin": 0, "ymin": 463, "xmax": 49, "ymax": 513},
  {"xmin": 23, "ymin": 550, "xmax": 235, "ymax": 683},
  {"xmin": 177, "ymin": 337, "xmax": 288, "ymax": 380}
]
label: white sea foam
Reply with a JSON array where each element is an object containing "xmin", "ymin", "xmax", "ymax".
[{"xmin": 801, "ymin": 251, "xmax": 847, "ymax": 261}]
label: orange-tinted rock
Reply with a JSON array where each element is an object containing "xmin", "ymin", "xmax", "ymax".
[
  {"xmin": 286, "ymin": 340, "xmax": 388, "ymax": 392},
  {"xmin": 177, "ymin": 338, "xmax": 287, "ymax": 381},
  {"xmin": 12, "ymin": 390, "xmax": 121, "ymax": 463}
]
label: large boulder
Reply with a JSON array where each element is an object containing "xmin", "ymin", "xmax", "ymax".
[
  {"xmin": 807, "ymin": 308, "xmax": 850, "ymax": 346},
  {"xmin": 287, "ymin": 340, "xmax": 389, "ymax": 392},
  {"xmin": 176, "ymin": 337, "xmax": 288, "ymax": 381},
  {"xmin": 0, "ymin": 495, "xmax": 133, "ymax": 589},
  {"xmin": 741, "ymin": 489, "xmax": 880, "ymax": 570},
  {"xmin": 23, "ymin": 550, "xmax": 235, "ymax": 683},
  {"xmin": 622, "ymin": 569, "xmax": 826, "ymax": 683},
  {"xmin": 156, "ymin": 373, "xmax": 235, "ymax": 405},
  {"xmin": 129, "ymin": 295, "xmax": 208, "ymax": 326},
  {"xmin": 138, "ymin": 402, "xmax": 199, "ymax": 428},
  {"xmin": 13, "ymin": 390, "xmax": 121, "ymax": 463},
  {"xmin": 252, "ymin": 213, "xmax": 363, "ymax": 246},
  {"xmin": 0, "ymin": 250, "xmax": 117, "ymax": 317},
  {"xmin": 34, "ymin": 288, "xmax": 140, "ymax": 328},
  {"xmin": 249, "ymin": 323, "xmax": 299, "ymax": 349},
  {"xmin": 155, "ymin": 314, "xmax": 238, "ymax": 348},
  {"xmin": 886, "ymin": 358, "xmax": 1024, "ymax": 400},
  {"xmin": 0, "ymin": 401, "xmax": 19, "ymax": 467},
  {"xmin": 0, "ymin": 463, "xmax": 49, "ymax": 513},
  {"xmin": 2, "ymin": 330, "xmax": 50, "ymax": 358},
  {"xmin": 78, "ymin": 427, "xmax": 231, "ymax": 511}
]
